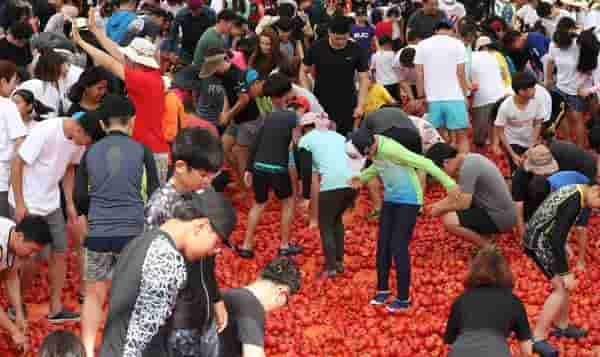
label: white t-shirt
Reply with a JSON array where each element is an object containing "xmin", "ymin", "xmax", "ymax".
[
  {"xmin": 393, "ymin": 46, "xmax": 417, "ymax": 85},
  {"xmin": 516, "ymin": 3, "xmax": 539, "ymax": 28},
  {"xmin": 17, "ymin": 80, "xmax": 62, "ymax": 118},
  {"xmin": 549, "ymin": 42, "xmax": 580, "ymax": 95},
  {"xmin": 438, "ymin": 0, "xmax": 466, "ymax": 22},
  {"xmin": 414, "ymin": 34, "xmax": 466, "ymax": 101},
  {"xmin": 542, "ymin": 10, "xmax": 570, "ymax": 38},
  {"xmin": 371, "ymin": 50, "xmax": 398, "ymax": 86},
  {"xmin": 409, "ymin": 115, "xmax": 444, "ymax": 152},
  {"xmin": 471, "ymin": 51, "xmax": 507, "ymax": 108},
  {"xmin": 0, "ymin": 98, "xmax": 27, "ymax": 192},
  {"xmin": 8, "ymin": 118, "xmax": 85, "ymax": 215},
  {"xmin": 585, "ymin": 8, "xmax": 600, "ymax": 30},
  {"xmin": 534, "ymin": 84, "xmax": 552, "ymax": 122},
  {"xmin": 0, "ymin": 217, "xmax": 15, "ymax": 272},
  {"xmin": 495, "ymin": 96, "xmax": 543, "ymax": 148}
]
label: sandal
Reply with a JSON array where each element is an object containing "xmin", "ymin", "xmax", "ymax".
[
  {"xmin": 532, "ymin": 340, "xmax": 558, "ymax": 357},
  {"xmin": 550, "ymin": 325, "xmax": 588, "ymax": 339},
  {"xmin": 236, "ymin": 247, "xmax": 255, "ymax": 259}
]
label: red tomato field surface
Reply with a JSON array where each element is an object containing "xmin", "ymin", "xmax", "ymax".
[{"xmin": 3, "ymin": 152, "xmax": 600, "ymax": 356}]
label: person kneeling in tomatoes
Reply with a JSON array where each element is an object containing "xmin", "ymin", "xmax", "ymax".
[
  {"xmin": 523, "ymin": 184, "xmax": 600, "ymax": 355},
  {"xmin": 0, "ymin": 215, "xmax": 52, "ymax": 353}
]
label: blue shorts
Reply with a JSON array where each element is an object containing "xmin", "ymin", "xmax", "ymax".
[
  {"xmin": 553, "ymin": 88, "xmax": 587, "ymax": 113},
  {"xmin": 427, "ymin": 100, "xmax": 468, "ymax": 130}
]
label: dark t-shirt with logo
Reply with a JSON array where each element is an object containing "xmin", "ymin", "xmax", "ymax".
[{"xmin": 351, "ymin": 24, "xmax": 375, "ymax": 52}]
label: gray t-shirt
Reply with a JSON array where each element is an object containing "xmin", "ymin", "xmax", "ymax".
[
  {"xmin": 458, "ymin": 154, "xmax": 516, "ymax": 231},
  {"xmin": 361, "ymin": 107, "xmax": 416, "ymax": 134},
  {"xmin": 407, "ymin": 9, "xmax": 447, "ymax": 39}
]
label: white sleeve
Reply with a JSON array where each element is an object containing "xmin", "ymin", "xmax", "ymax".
[
  {"xmin": 414, "ymin": 44, "xmax": 424, "ymax": 65},
  {"xmin": 5, "ymin": 103, "xmax": 27, "ymax": 140},
  {"xmin": 455, "ymin": 41, "xmax": 466, "ymax": 64},
  {"xmin": 548, "ymin": 43, "xmax": 558, "ymax": 60},
  {"xmin": 18, "ymin": 126, "xmax": 47, "ymax": 165},
  {"xmin": 494, "ymin": 98, "xmax": 510, "ymax": 126}
]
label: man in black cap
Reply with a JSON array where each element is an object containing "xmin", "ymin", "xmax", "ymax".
[
  {"xmin": 75, "ymin": 94, "xmax": 161, "ymax": 357},
  {"xmin": 100, "ymin": 191, "xmax": 237, "ymax": 357},
  {"xmin": 300, "ymin": 15, "xmax": 369, "ymax": 136}
]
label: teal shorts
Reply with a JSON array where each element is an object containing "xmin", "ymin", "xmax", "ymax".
[{"xmin": 428, "ymin": 100, "xmax": 468, "ymax": 130}]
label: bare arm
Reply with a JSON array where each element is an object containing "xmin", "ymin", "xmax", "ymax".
[
  {"xmin": 518, "ymin": 340, "xmax": 533, "ymax": 357},
  {"xmin": 73, "ymin": 24, "xmax": 125, "ymax": 80},
  {"xmin": 356, "ymin": 71, "xmax": 369, "ymax": 110},
  {"xmin": 62, "ymin": 164, "xmax": 77, "ymax": 210},
  {"xmin": 11, "ymin": 155, "xmax": 27, "ymax": 222},
  {"xmin": 299, "ymin": 63, "xmax": 313, "ymax": 90},
  {"xmin": 545, "ymin": 59, "xmax": 555, "ymax": 89},
  {"xmin": 87, "ymin": 9, "xmax": 125, "ymax": 63},
  {"xmin": 430, "ymin": 192, "xmax": 472, "ymax": 216},
  {"xmin": 456, "ymin": 63, "xmax": 468, "ymax": 97},
  {"xmin": 415, "ymin": 64, "xmax": 424, "ymax": 99},
  {"xmin": 399, "ymin": 80, "xmax": 414, "ymax": 101}
]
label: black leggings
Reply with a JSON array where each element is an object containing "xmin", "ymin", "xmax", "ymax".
[{"xmin": 318, "ymin": 188, "xmax": 357, "ymax": 271}]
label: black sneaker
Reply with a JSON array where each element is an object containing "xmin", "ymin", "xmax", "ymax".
[
  {"xmin": 532, "ymin": 340, "xmax": 558, "ymax": 357},
  {"xmin": 335, "ymin": 262, "xmax": 344, "ymax": 274},
  {"xmin": 550, "ymin": 325, "xmax": 588, "ymax": 339},
  {"xmin": 279, "ymin": 244, "xmax": 303, "ymax": 256},
  {"xmin": 48, "ymin": 310, "xmax": 80, "ymax": 323}
]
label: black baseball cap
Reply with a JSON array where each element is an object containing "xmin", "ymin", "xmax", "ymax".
[{"xmin": 189, "ymin": 190, "xmax": 237, "ymax": 248}]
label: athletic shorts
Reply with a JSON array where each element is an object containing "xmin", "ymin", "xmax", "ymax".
[
  {"xmin": 524, "ymin": 247, "xmax": 554, "ymax": 279},
  {"xmin": 224, "ymin": 123, "xmax": 238, "ymax": 137},
  {"xmin": 236, "ymin": 119, "xmax": 263, "ymax": 146},
  {"xmin": 84, "ymin": 249, "xmax": 120, "ymax": 281},
  {"xmin": 428, "ymin": 100, "xmax": 469, "ymax": 130},
  {"xmin": 9, "ymin": 207, "xmax": 67, "ymax": 253},
  {"xmin": 252, "ymin": 169, "xmax": 293, "ymax": 204},
  {"xmin": 457, "ymin": 205, "xmax": 500, "ymax": 235},
  {"xmin": 554, "ymin": 88, "xmax": 587, "ymax": 113}
]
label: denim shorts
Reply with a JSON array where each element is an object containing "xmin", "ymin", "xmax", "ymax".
[
  {"xmin": 427, "ymin": 100, "xmax": 469, "ymax": 130},
  {"xmin": 554, "ymin": 88, "xmax": 587, "ymax": 113}
]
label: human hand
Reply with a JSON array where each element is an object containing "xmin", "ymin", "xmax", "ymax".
[
  {"xmin": 215, "ymin": 300, "xmax": 228, "ymax": 333},
  {"xmin": 14, "ymin": 204, "xmax": 28, "ymax": 224},
  {"xmin": 10, "ymin": 328, "xmax": 28, "ymax": 353},
  {"xmin": 347, "ymin": 177, "xmax": 363, "ymax": 190},
  {"xmin": 88, "ymin": 8, "xmax": 100, "ymax": 34},
  {"xmin": 353, "ymin": 105, "xmax": 364, "ymax": 122},
  {"xmin": 244, "ymin": 172, "xmax": 252, "ymax": 188},
  {"xmin": 511, "ymin": 152, "xmax": 523, "ymax": 167},
  {"xmin": 563, "ymin": 273, "xmax": 576, "ymax": 290},
  {"xmin": 66, "ymin": 203, "xmax": 78, "ymax": 226}
]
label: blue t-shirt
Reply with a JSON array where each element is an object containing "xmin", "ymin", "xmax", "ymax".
[
  {"xmin": 526, "ymin": 32, "xmax": 550, "ymax": 59},
  {"xmin": 369, "ymin": 159, "xmax": 420, "ymax": 205},
  {"xmin": 298, "ymin": 130, "xmax": 354, "ymax": 192},
  {"xmin": 548, "ymin": 171, "xmax": 589, "ymax": 191},
  {"xmin": 351, "ymin": 24, "xmax": 375, "ymax": 52}
]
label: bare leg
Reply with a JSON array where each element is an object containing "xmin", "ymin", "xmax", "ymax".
[
  {"xmin": 279, "ymin": 197, "xmax": 295, "ymax": 248},
  {"xmin": 81, "ymin": 281, "xmax": 110, "ymax": 357},
  {"xmin": 49, "ymin": 252, "xmax": 67, "ymax": 315},
  {"xmin": 575, "ymin": 227, "xmax": 588, "ymax": 271},
  {"xmin": 242, "ymin": 202, "xmax": 266, "ymax": 250},
  {"xmin": 232, "ymin": 144, "xmax": 249, "ymax": 182},
  {"xmin": 534, "ymin": 276, "xmax": 569, "ymax": 340},
  {"xmin": 570, "ymin": 111, "xmax": 585, "ymax": 148},
  {"xmin": 455, "ymin": 129, "xmax": 470, "ymax": 153},
  {"xmin": 442, "ymin": 212, "xmax": 492, "ymax": 248}
]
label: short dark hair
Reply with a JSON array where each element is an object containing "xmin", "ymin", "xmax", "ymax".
[
  {"xmin": 406, "ymin": 30, "xmax": 422, "ymax": 43},
  {"xmin": 458, "ymin": 18, "xmax": 477, "ymax": 40},
  {"xmin": 399, "ymin": 47, "xmax": 416, "ymax": 66},
  {"xmin": 512, "ymin": 71, "xmax": 536, "ymax": 94},
  {"xmin": 387, "ymin": 7, "xmax": 400, "ymax": 18},
  {"xmin": 537, "ymin": 1, "xmax": 552, "ymax": 18},
  {"xmin": 329, "ymin": 16, "xmax": 352, "ymax": 35},
  {"xmin": 9, "ymin": 21, "xmax": 33, "ymax": 40},
  {"xmin": 39, "ymin": 331, "xmax": 85, "ymax": 357},
  {"xmin": 553, "ymin": 17, "xmax": 577, "ymax": 49},
  {"xmin": 263, "ymin": 72, "xmax": 292, "ymax": 98},
  {"xmin": 15, "ymin": 215, "xmax": 52, "ymax": 246},
  {"xmin": 217, "ymin": 9, "xmax": 238, "ymax": 22},
  {"xmin": 146, "ymin": 5, "xmax": 169, "ymax": 19},
  {"xmin": 74, "ymin": 111, "xmax": 106, "ymax": 142},
  {"xmin": 171, "ymin": 127, "xmax": 224, "ymax": 172},
  {"xmin": 433, "ymin": 20, "xmax": 453, "ymax": 33},
  {"xmin": 275, "ymin": 16, "xmax": 293, "ymax": 32},
  {"xmin": 260, "ymin": 258, "xmax": 301, "ymax": 294},
  {"xmin": 425, "ymin": 142, "xmax": 458, "ymax": 168},
  {"xmin": 464, "ymin": 247, "xmax": 514, "ymax": 289},
  {"xmin": 0, "ymin": 60, "xmax": 17, "ymax": 82},
  {"xmin": 98, "ymin": 94, "xmax": 135, "ymax": 127}
]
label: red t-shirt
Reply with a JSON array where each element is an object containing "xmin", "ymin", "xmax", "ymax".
[
  {"xmin": 186, "ymin": 115, "xmax": 219, "ymax": 138},
  {"xmin": 375, "ymin": 20, "xmax": 393, "ymax": 39},
  {"xmin": 125, "ymin": 66, "xmax": 169, "ymax": 153}
]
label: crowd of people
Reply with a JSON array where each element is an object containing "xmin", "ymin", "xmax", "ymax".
[{"xmin": 0, "ymin": 0, "xmax": 600, "ymax": 355}]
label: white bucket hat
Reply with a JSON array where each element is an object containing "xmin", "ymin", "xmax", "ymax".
[{"xmin": 119, "ymin": 37, "xmax": 159, "ymax": 69}]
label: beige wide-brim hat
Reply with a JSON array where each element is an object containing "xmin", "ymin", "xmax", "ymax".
[
  {"xmin": 523, "ymin": 144, "xmax": 559, "ymax": 176},
  {"xmin": 119, "ymin": 37, "xmax": 160, "ymax": 69},
  {"xmin": 198, "ymin": 54, "xmax": 227, "ymax": 79}
]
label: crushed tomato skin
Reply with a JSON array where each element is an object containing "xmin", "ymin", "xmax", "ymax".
[{"xmin": 5, "ymin": 151, "xmax": 600, "ymax": 356}]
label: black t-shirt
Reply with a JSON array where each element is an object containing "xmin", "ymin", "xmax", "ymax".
[
  {"xmin": 0, "ymin": 38, "xmax": 32, "ymax": 67},
  {"xmin": 444, "ymin": 286, "xmax": 531, "ymax": 344},
  {"xmin": 549, "ymin": 139, "xmax": 597, "ymax": 182},
  {"xmin": 219, "ymin": 64, "xmax": 246, "ymax": 109},
  {"xmin": 303, "ymin": 39, "xmax": 369, "ymax": 102},
  {"xmin": 233, "ymin": 99, "xmax": 260, "ymax": 125},
  {"xmin": 247, "ymin": 110, "xmax": 298, "ymax": 171},
  {"xmin": 218, "ymin": 288, "xmax": 265, "ymax": 357}
]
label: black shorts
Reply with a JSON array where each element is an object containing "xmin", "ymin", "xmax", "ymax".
[
  {"xmin": 381, "ymin": 127, "xmax": 423, "ymax": 154},
  {"xmin": 253, "ymin": 170, "xmax": 293, "ymax": 204},
  {"xmin": 524, "ymin": 247, "xmax": 554, "ymax": 279},
  {"xmin": 457, "ymin": 205, "xmax": 500, "ymax": 235}
]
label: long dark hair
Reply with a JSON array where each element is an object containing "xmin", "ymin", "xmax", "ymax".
[
  {"xmin": 249, "ymin": 27, "xmax": 284, "ymax": 77},
  {"xmin": 34, "ymin": 49, "xmax": 68, "ymax": 83},
  {"xmin": 68, "ymin": 66, "xmax": 110, "ymax": 103},
  {"xmin": 13, "ymin": 89, "xmax": 53, "ymax": 121},
  {"xmin": 553, "ymin": 17, "xmax": 577, "ymax": 49},
  {"xmin": 577, "ymin": 28, "xmax": 600, "ymax": 73}
]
